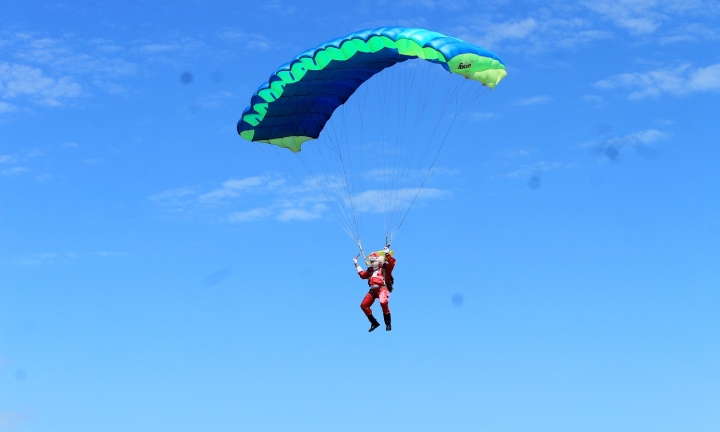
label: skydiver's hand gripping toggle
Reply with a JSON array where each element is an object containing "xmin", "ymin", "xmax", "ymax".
[{"xmin": 353, "ymin": 254, "xmax": 363, "ymax": 273}]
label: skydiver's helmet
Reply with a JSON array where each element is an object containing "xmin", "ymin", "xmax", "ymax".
[{"xmin": 365, "ymin": 252, "xmax": 386, "ymax": 269}]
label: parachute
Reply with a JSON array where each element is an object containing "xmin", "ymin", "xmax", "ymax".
[{"xmin": 237, "ymin": 27, "xmax": 506, "ymax": 257}]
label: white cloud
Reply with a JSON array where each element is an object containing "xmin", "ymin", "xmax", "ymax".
[
  {"xmin": 153, "ymin": 170, "xmax": 452, "ymax": 225},
  {"xmin": 660, "ymin": 23, "xmax": 720, "ymax": 43},
  {"xmin": 149, "ymin": 187, "xmax": 199, "ymax": 206},
  {"xmin": 138, "ymin": 44, "xmax": 182, "ymax": 53},
  {"xmin": 199, "ymin": 176, "xmax": 283, "ymax": 202},
  {"xmin": 1, "ymin": 167, "xmax": 29, "ymax": 176},
  {"xmin": 470, "ymin": 111, "xmax": 495, "ymax": 120},
  {"xmin": 515, "ymin": 95, "xmax": 552, "ymax": 106},
  {"xmin": 351, "ymin": 188, "xmax": 448, "ymax": 213},
  {"xmin": 595, "ymin": 63, "xmax": 720, "ymax": 99},
  {"xmin": 0, "ymin": 62, "xmax": 82, "ymax": 106},
  {"xmin": 583, "ymin": 0, "xmax": 665, "ymax": 34},
  {"xmin": 216, "ymin": 31, "xmax": 274, "ymax": 51},
  {"xmin": 498, "ymin": 148, "xmax": 534, "ymax": 158},
  {"xmin": 456, "ymin": 15, "xmax": 612, "ymax": 52},
  {"xmin": 1, "ymin": 252, "xmax": 76, "ymax": 265},
  {"xmin": 0, "ymin": 32, "xmax": 140, "ymax": 109},
  {"xmin": 190, "ymin": 91, "xmax": 234, "ymax": 111},
  {"xmin": 583, "ymin": 0, "xmax": 720, "ymax": 34},
  {"xmin": 505, "ymin": 161, "xmax": 562, "ymax": 179},
  {"xmin": 228, "ymin": 208, "xmax": 272, "ymax": 222},
  {"xmin": 11, "ymin": 33, "xmax": 137, "ymax": 77},
  {"xmin": 0, "ymin": 154, "xmax": 17, "ymax": 163},
  {"xmin": 583, "ymin": 128, "xmax": 668, "ymax": 160},
  {"xmin": 610, "ymin": 129, "xmax": 668, "ymax": 145},
  {"xmin": 0, "ymin": 101, "xmax": 17, "ymax": 112},
  {"xmin": 277, "ymin": 205, "xmax": 325, "ymax": 221},
  {"xmin": 0, "ymin": 411, "xmax": 34, "ymax": 429},
  {"xmin": 94, "ymin": 251, "xmax": 128, "ymax": 257}
]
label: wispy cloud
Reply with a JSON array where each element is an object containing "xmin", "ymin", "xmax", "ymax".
[
  {"xmin": 152, "ymin": 171, "xmax": 454, "ymax": 224},
  {"xmin": 583, "ymin": 0, "xmax": 665, "ymax": 34},
  {"xmin": 138, "ymin": 44, "xmax": 181, "ymax": 53},
  {"xmin": 0, "ymin": 62, "xmax": 82, "ymax": 106},
  {"xmin": 515, "ymin": 95, "xmax": 552, "ymax": 106},
  {"xmin": 0, "ymin": 32, "xmax": 140, "ymax": 110},
  {"xmin": 0, "ymin": 411, "xmax": 34, "ymax": 429},
  {"xmin": 583, "ymin": 0, "xmax": 720, "ymax": 35},
  {"xmin": 470, "ymin": 111, "xmax": 495, "ymax": 120},
  {"xmin": 216, "ymin": 31, "xmax": 274, "ymax": 51},
  {"xmin": 11, "ymin": 33, "xmax": 137, "ymax": 77},
  {"xmin": 351, "ymin": 188, "xmax": 448, "ymax": 213},
  {"xmin": 1, "ymin": 167, "xmax": 30, "ymax": 176},
  {"xmin": 504, "ymin": 161, "xmax": 562, "ymax": 179},
  {"xmin": 1, "ymin": 252, "xmax": 77, "ymax": 265},
  {"xmin": 149, "ymin": 187, "xmax": 199, "ymax": 206},
  {"xmin": 595, "ymin": 63, "xmax": 720, "ymax": 99},
  {"xmin": 199, "ymin": 176, "xmax": 284, "ymax": 202},
  {"xmin": 277, "ymin": 205, "xmax": 326, "ymax": 221},
  {"xmin": 228, "ymin": 208, "xmax": 273, "ymax": 222},
  {"xmin": 584, "ymin": 128, "xmax": 668, "ymax": 161},
  {"xmin": 456, "ymin": 15, "xmax": 612, "ymax": 52},
  {"xmin": 0, "ymin": 101, "xmax": 17, "ymax": 112},
  {"xmin": 660, "ymin": 22, "xmax": 720, "ymax": 43}
]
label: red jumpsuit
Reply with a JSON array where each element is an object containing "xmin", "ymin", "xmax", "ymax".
[{"xmin": 358, "ymin": 254, "xmax": 396, "ymax": 316}]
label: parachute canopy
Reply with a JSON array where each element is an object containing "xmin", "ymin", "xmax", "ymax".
[{"xmin": 237, "ymin": 27, "xmax": 507, "ymax": 152}]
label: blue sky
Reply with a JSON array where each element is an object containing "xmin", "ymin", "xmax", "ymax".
[{"xmin": 2, "ymin": 1, "xmax": 720, "ymax": 431}]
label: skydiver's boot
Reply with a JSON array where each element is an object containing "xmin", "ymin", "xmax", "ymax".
[
  {"xmin": 367, "ymin": 314, "xmax": 380, "ymax": 332},
  {"xmin": 383, "ymin": 313, "xmax": 392, "ymax": 331}
]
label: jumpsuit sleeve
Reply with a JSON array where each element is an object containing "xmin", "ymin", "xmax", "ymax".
[
  {"xmin": 358, "ymin": 268, "xmax": 372, "ymax": 280},
  {"xmin": 385, "ymin": 254, "xmax": 396, "ymax": 280}
]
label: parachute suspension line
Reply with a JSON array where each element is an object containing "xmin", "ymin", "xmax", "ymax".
[
  {"xmin": 395, "ymin": 62, "xmax": 447, "ymax": 229},
  {"xmin": 390, "ymin": 68, "xmax": 457, "ymax": 240},
  {"xmin": 252, "ymin": 140, "xmax": 359, "ymax": 244},
  {"xmin": 391, "ymin": 77, "xmax": 489, "ymax": 243},
  {"xmin": 388, "ymin": 60, "xmax": 416, "ymax": 233},
  {"xmin": 269, "ymin": 60, "xmax": 490, "ymax": 250},
  {"xmin": 253, "ymin": 142, "xmax": 303, "ymax": 185},
  {"xmin": 392, "ymin": 81, "xmax": 491, "ymax": 242},
  {"xmin": 337, "ymin": 99, "xmax": 363, "ymax": 244},
  {"xmin": 285, "ymin": 105, "xmax": 361, "ymax": 244},
  {"xmin": 356, "ymin": 78, "xmax": 369, "ymax": 245},
  {"xmin": 312, "ymin": 129, "xmax": 355, "ymax": 236},
  {"xmin": 393, "ymin": 62, "xmax": 430, "ymax": 231},
  {"xmin": 294, "ymin": 150, "xmax": 358, "ymax": 243},
  {"xmin": 375, "ymin": 63, "xmax": 391, "ymax": 240}
]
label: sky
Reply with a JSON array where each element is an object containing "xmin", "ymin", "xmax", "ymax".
[{"xmin": 2, "ymin": 0, "xmax": 720, "ymax": 431}]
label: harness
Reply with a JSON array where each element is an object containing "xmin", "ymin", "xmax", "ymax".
[{"xmin": 368, "ymin": 265, "xmax": 394, "ymax": 292}]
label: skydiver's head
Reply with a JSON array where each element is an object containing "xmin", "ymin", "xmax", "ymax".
[{"xmin": 366, "ymin": 252, "xmax": 385, "ymax": 269}]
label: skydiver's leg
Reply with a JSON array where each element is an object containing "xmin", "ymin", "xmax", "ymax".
[
  {"xmin": 378, "ymin": 287, "xmax": 390, "ymax": 315},
  {"xmin": 379, "ymin": 287, "xmax": 391, "ymax": 331},
  {"xmin": 361, "ymin": 289, "xmax": 381, "ymax": 332},
  {"xmin": 360, "ymin": 292, "xmax": 375, "ymax": 316}
]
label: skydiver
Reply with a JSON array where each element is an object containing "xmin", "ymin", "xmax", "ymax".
[{"xmin": 353, "ymin": 245, "xmax": 396, "ymax": 332}]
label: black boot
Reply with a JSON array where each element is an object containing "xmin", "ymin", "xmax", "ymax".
[
  {"xmin": 383, "ymin": 313, "xmax": 392, "ymax": 331},
  {"xmin": 367, "ymin": 314, "xmax": 380, "ymax": 332}
]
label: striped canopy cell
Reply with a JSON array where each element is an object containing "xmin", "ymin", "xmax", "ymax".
[{"xmin": 237, "ymin": 26, "xmax": 507, "ymax": 152}]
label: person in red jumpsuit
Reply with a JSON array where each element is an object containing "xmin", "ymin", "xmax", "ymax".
[{"xmin": 353, "ymin": 245, "xmax": 396, "ymax": 332}]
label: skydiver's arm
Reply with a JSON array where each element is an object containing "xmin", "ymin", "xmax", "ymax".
[
  {"xmin": 353, "ymin": 255, "xmax": 370, "ymax": 278},
  {"xmin": 384, "ymin": 245, "xmax": 396, "ymax": 274},
  {"xmin": 357, "ymin": 268, "xmax": 372, "ymax": 279},
  {"xmin": 385, "ymin": 254, "xmax": 396, "ymax": 271}
]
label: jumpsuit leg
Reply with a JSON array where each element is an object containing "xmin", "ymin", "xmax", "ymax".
[
  {"xmin": 378, "ymin": 287, "xmax": 391, "ymax": 315},
  {"xmin": 360, "ymin": 292, "xmax": 376, "ymax": 316}
]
